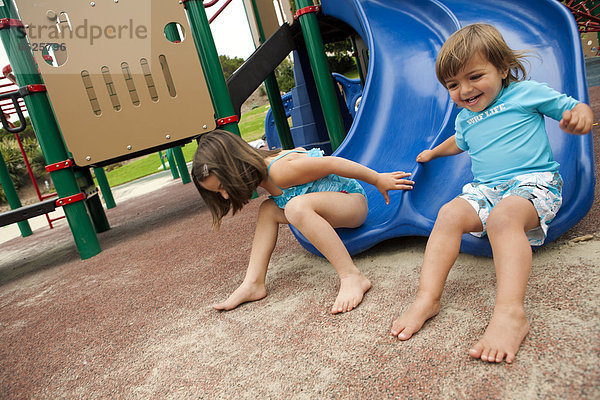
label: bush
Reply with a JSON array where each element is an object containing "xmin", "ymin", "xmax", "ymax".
[
  {"xmin": 0, "ymin": 136, "xmax": 26, "ymax": 187},
  {"xmin": 22, "ymin": 137, "xmax": 47, "ymax": 178},
  {"xmin": 275, "ymin": 58, "xmax": 295, "ymax": 93},
  {"xmin": 0, "ymin": 137, "xmax": 25, "ymax": 203},
  {"xmin": 0, "ymin": 117, "xmax": 36, "ymax": 141},
  {"xmin": 0, "ymin": 134, "xmax": 49, "ymax": 204}
]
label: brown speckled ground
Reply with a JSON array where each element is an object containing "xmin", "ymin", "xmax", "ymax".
[{"xmin": 0, "ymin": 92, "xmax": 598, "ymax": 399}]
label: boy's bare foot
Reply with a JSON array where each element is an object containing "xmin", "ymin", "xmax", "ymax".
[
  {"xmin": 330, "ymin": 273, "xmax": 371, "ymax": 314},
  {"xmin": 468, "ymin": 306, "xmax": 529, "ymax": 363},
  {"xmin": 391, "ymin": 296, "xmax": 440, "ymax": 340},
  {"xmin": 213, "ymin": 281, "xmax": 267, "ymax": 311}
]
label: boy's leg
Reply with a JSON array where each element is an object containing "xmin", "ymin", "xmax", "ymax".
[
  {"xmin": 213, "ymin": 199, "xmax": 288, "ymax": 310},
  {"xmin": 468, "ymin": 195, "xmax": 539, "ymax": 363},
  {"xmin": 283, "ymin": 192, "xmax": 371, "ymax": 314},
  {"xmin": 392, "ymin": 198, "xmax": 482, "ymax": 339}
]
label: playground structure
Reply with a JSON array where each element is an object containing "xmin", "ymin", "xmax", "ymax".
[
  {"xmin": 0, "ymin": 0, "xmax": 595, "ymax": 260},
  {"xmin": 563, "ymin": 0, "xmax": 600, "ymax": 32}
]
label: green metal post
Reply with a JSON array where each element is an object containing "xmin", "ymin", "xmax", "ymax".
[
  {"xmin": 295, "ymin": 0, "xmax": 347, "ymax": 150},
  {"xmin": 165, "ymin": 149, "xmax": 179, "ymax": 179},
  {"xmin": 249, "ymin": 0, "xmax": 294, "ymax": 149},
  {"xmin": 163, "ymin": 22, "xmax": 191, "ymax": 184},
  {"xmin": 172, "ymin": 146, "xmax": 191, "ymax": 184},
  {"xmin": 164, "ymin": 22, "xmax": 182, "ymax": 43},
  {"xmin": 0, "ymin": 149, "xmax": 32, "ymax": 236},
  {"xmin": 183, "ymin": 0, "xmax": 241, "ymax": 137},
  {"xmin": 157, "ymin": 151, "xmax": 168, "ymax": 171},
  {"xmin": 0, "ymin": 1, "xmax": 101, "ymax": 259},
  {"xmin": 93, "ymin": 167, "xmax": 116, "ymax": 209}
]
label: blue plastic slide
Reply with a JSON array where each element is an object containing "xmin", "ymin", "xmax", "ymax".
[{"xmin": 291, "ymin": 0, "xmax": 595, "ymax": 257}]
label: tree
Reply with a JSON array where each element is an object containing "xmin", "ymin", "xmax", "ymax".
[
  {"xmin": 275, "ymin": 58, "xmax": 295, "ymax": 93},
  {"xmin": 325, "ymin": 39, "xmax": 356, "ymax": 74},
  {"xmin": 219, "ymin": 55, "xmax": 245, "ymax": 80}
]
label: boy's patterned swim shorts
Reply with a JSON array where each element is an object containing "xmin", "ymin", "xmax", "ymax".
[{"xmin": 458, "ymin": 171, "xmax": 563, "ymax": 246}]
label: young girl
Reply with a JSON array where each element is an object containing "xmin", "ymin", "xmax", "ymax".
[
  {"xmin": 390, "ymin": 24, "xmax": 593, "ymax": 363},
  {"xmin": 192, "ymin": 129, "xmax": 414, "ymax": 314}
]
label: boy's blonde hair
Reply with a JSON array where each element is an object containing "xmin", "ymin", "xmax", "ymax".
[
  {"xmin": 436, "ymin": 23, "xmax": 529, "ymax": 88},
  {"xmin": 191, "ymin": 129, "xmax": 279, "ymax": 229}
]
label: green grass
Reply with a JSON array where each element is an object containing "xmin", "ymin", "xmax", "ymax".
[
  {"xmin": 239, "ymin": 105, "xmax": 270, "ymax": 142},
  {"xmin": 101, "ymin": 151, "xmax": 176, "ymax": 187},
  {"xmin": 101, "ymin": 105, "xmax": 270, "ymax": 187},
  {"xmin": 344, "ymin": 68, "xmax": 360, "ymax": 80}
]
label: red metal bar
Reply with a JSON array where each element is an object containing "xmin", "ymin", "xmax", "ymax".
[
  {"xmin": 56, "ymin": 192, "xmax": 86, "ymax": 207},
  {"xmin": 208, "ymin": 0, "xmax": 233, "ymax": 24},
  {"xmin": 216, "ymin": 114, "xmax": 239, "ymax": 126},
  {"xmin": 45, "ymin": 159, "xmax": 73, "ymax": 173},
  {"xmin": 564, "ymin": 0, "xmax": 600, "ymax": 32},
  {"xmin": 0, "ymin": 18, "xmax": 23, "ymax": 30},
  {"xmin": 294, "ymin": 5, "xmax": 320, "ymax": 19}
]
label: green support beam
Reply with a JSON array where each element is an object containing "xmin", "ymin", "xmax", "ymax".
[
  {"xmin": 249, "ymin": 0, "xmax": 294, "ymax": 150},
  {"xmin": 165, "ymin": 149, "xmax": 179, "ymax": 179},
  {"xmin": 164, "ymin": 23, "xmax": 193, "ymax": 184},
  {"xmin": 0, "ymin": 149, "xmax": 32, "ymax": 236},
  {"xmin": 183, "ymin": 0, "xmax": 241, "ymax": 137},
  {"xmin": 294, "ymin": 0, "xmax": 347, "ymax": 150},
  {"xmin": 93, "ymin": 167, "xmax": 116, "ymax": 209},
  {"xmin": 172, "ymin": 146, "xmax": 191, "ymax": 184}
]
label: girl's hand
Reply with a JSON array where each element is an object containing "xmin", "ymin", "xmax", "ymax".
[
  {"xmin": 376, "ymin": 172, "xmax": 414, "ymax": 204},
  {"xmin": 560, "ymin": 103, "xmax": 594, "ymax": 135},
  {"xmin": 416, "ymin": 150, "xmax": 434, "ymax": 163}
]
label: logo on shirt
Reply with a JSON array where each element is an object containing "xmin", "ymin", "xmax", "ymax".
[{"xmin": 466, "ymin": 104, "xmax": 506, "ymax": 125}]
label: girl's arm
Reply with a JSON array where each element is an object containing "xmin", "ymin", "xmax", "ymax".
[
  {"xmin": 269, "ymin": 155, "xmax": 414, "ymax": 204},
  {"xmin": 416, "ymin": 135, "xmax": 463, "ymax": 163},
  {"xmin": 560, "ymin": 103, "xmax": 594, "ymax": 135}
]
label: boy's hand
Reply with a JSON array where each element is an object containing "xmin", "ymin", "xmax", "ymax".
[
  {"xmin": 560, "ymin": 103, "xmax": 594, "ymax": 135},
  {"xmin": 416, "ymin": 150, "xmax": 435, "ymax": 163},
  {"xmin": 376, "ymin": 172, "xmax": 414, "ymax": 205}
]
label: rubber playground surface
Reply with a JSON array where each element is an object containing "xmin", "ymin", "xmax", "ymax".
[{"xmin": 0, "ymin": 97, "xmax": 599, "ymax": 399}]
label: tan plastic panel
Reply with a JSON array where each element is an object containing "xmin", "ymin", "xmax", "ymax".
[
  {"xmin": 244, "ymin": 0, "xmax": 288, "ymax": 47},
  {"xmin": 15, "ymin": 0, "xmax": 216, "ymax": 166}
]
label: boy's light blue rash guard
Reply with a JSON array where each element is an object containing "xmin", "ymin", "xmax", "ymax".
[{"xmin": 454, "ymin": 80, "xmax": 580, "ymax": 187}]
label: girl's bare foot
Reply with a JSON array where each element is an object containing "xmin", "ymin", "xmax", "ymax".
[
  {"xmin": 468, "ymin": 305, "xmax": 529, "ymax": 363},
  {"xmin": 391, "ymin": 296, "xmax": 440, "ymax": 340},
  {"xmin": 213, "ymin": 281, "xmax": 267, "ymax": 311},
  {"xmin": 330, "ymin": 273, "xmax": 371, "ymax": 314}
]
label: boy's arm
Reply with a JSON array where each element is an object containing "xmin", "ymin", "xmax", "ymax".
[
  {"xmin": 560, "ymin": 103, "xmax": 594, "ymax": 135},
  {"xmin": 416, "ymin": 135, "xmax": 463, "ymax": 163}
]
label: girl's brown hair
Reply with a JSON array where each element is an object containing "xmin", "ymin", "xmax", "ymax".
[
  {"xmin": 436, "ymin": 23, "xmax": 529, "ymax": 88},
  {"xmin": 191, "ymin": 129, "xmax": 279, "ymax": 229}
]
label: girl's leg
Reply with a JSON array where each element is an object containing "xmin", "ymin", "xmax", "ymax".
[
  {"xmin": 213, "ymin": 199, "xmax": 288, "ymax": 310},
  {"xmin": 283, "ymin": 192, "xmax": 370, "ymax": 314},
  {"xmin": 391, "ymin": 198, "xmax": 482, "ymax": 339},
  {"xmin": 468, "ymin": 195, "xmax": 539, "ymax": 363}
]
